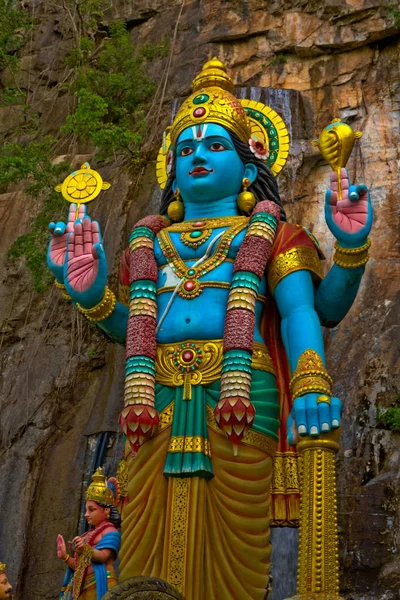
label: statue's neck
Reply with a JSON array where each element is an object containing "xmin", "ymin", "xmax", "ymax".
[{"xmin": 183, "ymin": 195, "xmax": 239, "ymax": 220}]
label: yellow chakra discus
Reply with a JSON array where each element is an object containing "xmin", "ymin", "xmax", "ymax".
[{"xmin": 55, "ymin": 162, "xmax": 111, "ymax": 213}]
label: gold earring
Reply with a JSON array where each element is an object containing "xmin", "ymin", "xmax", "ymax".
[
  {"xmin": 167, "ymin": 189, "xmax": 184, "ymax": 222},
  {"xmin": 237, "ymin": 177, "xmax": 256, "ymax": 213}
]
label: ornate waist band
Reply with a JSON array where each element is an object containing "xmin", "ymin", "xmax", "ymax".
[{"xmin": 155, "ymin": 339, "xmax": 275, "ymax": 400}]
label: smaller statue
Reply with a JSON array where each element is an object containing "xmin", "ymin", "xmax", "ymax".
[
  {"xmin": 57, "ymin": 468, "xmax": 121, "ymax": 599},
  {"xmin": 0, "ymin": 562, "xmax": 13, "ymax": 599}
]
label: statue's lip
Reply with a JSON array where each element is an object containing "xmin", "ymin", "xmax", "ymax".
[{"xmin": 189, "ymin": 167, "xmax": 213, "ymax": 175}]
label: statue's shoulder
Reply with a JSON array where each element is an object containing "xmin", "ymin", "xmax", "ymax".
[
  {"xmin": 131, "ymin": 214, "xmax": 169, "ymax": 234},
  {"xmin": 97, "ymin": 524, "xmax": 118, "ymax": 541},
  {"xmin": 272, "ymin": 222, "xmax": 322, "ymax": 257}
]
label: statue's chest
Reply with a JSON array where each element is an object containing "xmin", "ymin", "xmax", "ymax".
[{"xmin": 154, "ymin": 226, "xmax": 247, "ymax": 268}]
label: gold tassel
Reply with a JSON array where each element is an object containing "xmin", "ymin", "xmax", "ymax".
[{"xmin": 183, "ymin": 374, "xmax": 192, "ymax": 401}]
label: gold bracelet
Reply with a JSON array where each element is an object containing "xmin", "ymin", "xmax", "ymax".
[
  {"xmin": 54, "ymin": 280, "xmax": 71, "ymax": 302},
  {"xmin": 290, "ymin": 349, "xmax": 333, "ymax": 400},
  {"xmin": 333, "ymin": 238, "xmax": 371, "ymax": 269},
  {"xmin": 76, "ymin": 287, "xmax": 116, "ymax": 323},
  {"xmin": 62, "ymin": 554, "xmax": 70, "ymax": 563}
]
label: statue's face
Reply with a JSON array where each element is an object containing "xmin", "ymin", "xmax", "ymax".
[
  {"xmin": 175, "ymin": 123, "xmax": 252, "ymax": 204},
  {"xmin": 0, "ymin": 573, "xmax": 12, "ymax": 599},
  {"xmin": 85, "ymin": 501, "xmax": 107, "ymax": 528}
]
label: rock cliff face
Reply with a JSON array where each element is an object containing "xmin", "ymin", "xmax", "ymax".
[{"xmin": 0, "ymin": 1, "xmax": 399, "ymax": 599}]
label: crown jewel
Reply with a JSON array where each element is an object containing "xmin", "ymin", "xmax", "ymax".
[
  {"xmin": 170, "ymin": 58, "xmax": 251, "ymax": 146},
  {"xmin": 86, "ymin": 467, "xmax": 114, "ymax": 505}
]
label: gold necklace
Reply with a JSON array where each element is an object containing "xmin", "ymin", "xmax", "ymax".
[
  {"xmin": 167, "ymin": 216, "xmax": 247, "ymax": 250},
  {"xmin": 158, "ymin": 219, "xmax": 248, "ymax": 299}
]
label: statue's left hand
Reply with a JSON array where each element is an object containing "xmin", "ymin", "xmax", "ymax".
[
  {"xmin": 57, "ymin": 534, "xmax": 67, "ymax": 559},
  {"xmin": 325, "ymin": 168, "xmax": 373, "ymax": 248},
  {"xmin": 64, "ymin": 215, "xmax": 108, "ymax": 308},
  {"xmin": 287, "ymin": 392, "xmax": 342, "ymax": 445}
]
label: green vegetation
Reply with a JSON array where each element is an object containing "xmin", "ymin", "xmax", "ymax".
[
  {"xmin": 0, "ymin": 0, "xmax": 32, "ymax": 72},
  {"xmin": 377, "ymin": 404, "xmax": 400, "ymax": 433},
  {"xmin": 387, "ymin": 0, "xmax": 400, "ymax": 27},
  {"xmin": 271, "ymin": 53, "xmax": 287, "ymax": 67},
  {"xmin": 62, "ymin": 22, "xmax": 168, "ymax": 159},
  {"xmin": 0, "ymin": 0, "xmax": 168, "ymax": 291},
  {"xmin": 3, "ymin": 137, "xmax": 70, "ymax": 291}
]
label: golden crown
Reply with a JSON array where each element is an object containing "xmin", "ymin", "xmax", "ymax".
[
  {"xmin": 156, "ymin": 59, "xmax": 290, "ymax": 188},
  {"xmin": 85, "ymin": 467, "xmax": 114, "ymax": 505},
  {"xmin": 170, "ymin": 58, "xmax": 251, "ymax": 146},
  {"xmin": 0, "ymin": 562, "xmax": 6, "ymax": 575}
]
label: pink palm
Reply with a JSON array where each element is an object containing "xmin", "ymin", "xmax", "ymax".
[
  {"xmin": 48, "ymin": 204, "xmax": 86, "ymax": 269},
  {"xmin": 66, "ymin": 218, "xmax": 102, "ymax": 293}
]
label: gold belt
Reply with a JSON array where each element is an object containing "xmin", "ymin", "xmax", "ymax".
[
  {"xmin": 155, "ymin": 339, "xmax": 275, "ymax": 400},
  {"xmin": 82, "ymin": 569, "xmax": 117, "ymax": 591}
]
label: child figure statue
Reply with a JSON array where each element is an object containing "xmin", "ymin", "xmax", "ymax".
[{"xmin": 57, "ymin": 468, "xmax": 121, "ymax": 600}]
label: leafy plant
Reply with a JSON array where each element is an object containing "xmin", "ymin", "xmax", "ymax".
[
  {"xmin": 1, "ymin": 0, "xmax": 169, "ymax": 292},
  {"xmin": 0, "ymin": 0, "xmax": 32, "ymax": 72},
  {"xmin": 4, "ymin": 138, "xmax": 71, "ymax": 291},
  {"xmin": 377, "ymin": 400, "xmax": 400, "ymax": 433},
  {"xmin": 62, "ymin": 21, "xmax": 168, "ymax": 159},
  {"xmin": 271, "ymin": 53, "xmax": 287, "ymax": 66},
  {"xmin": 387, "ymin": 0, "xmax": 400, "ymax": 27}
]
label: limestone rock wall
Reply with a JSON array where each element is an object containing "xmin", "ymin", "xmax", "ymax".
[{"xmin": 0, "ymin": 1, "xmax": 399, "ymax": 598}]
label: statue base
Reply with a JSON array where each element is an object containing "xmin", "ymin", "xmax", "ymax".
[
  {"xmin": 284, "ymin": 595, "xmax": 343, "ymax": 600},
  {"xmin": 102, "ymin": 576, "xmax": 185, "ymax": 599}
]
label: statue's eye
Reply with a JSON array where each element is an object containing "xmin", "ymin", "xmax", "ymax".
[
  {"xmin": 210, "ymin": 142, "xmax": 226, "ymax": 152},
  {"xmin": 180, "ymin": 147, "xmax": 194, "ymax": 156}
]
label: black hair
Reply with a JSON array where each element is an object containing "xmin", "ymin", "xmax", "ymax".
[
  {"xmin": 96, "ymin": 502, "xmax": 121, "ymax": 529},
  {"xmin": 159, "ymin": 129, "xmax": 286, "ymax": 221}
]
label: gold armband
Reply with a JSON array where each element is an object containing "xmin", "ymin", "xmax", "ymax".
[
  {"xmin": 333, "ymin": 238, "xmax": 371, "ymax": 269},
  {"xmin": 290, "ymin": 349, "xmax": 333, "ymax": 400},
  {"xmin": 77, "ymin": 287, "xmax": 116, "ymax": 323},
  {"xmin": 54, "ymin": 280, "xmax": 71, "ymax": 302},
  {"xmin": 62, "ymin": 554, "xmax": 71, "ymax": 563}
]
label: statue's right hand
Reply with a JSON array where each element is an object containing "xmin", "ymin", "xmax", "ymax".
[
  {"xmin": 57, "ymin": 534, "xmax": 67, "ymax": 559},
  {"xmin": 47, "ymin": 203, "xmax": 86, "ymax": 284},
  {"xmin": 64, "ymin": 214, "xmax": 108, "ymax": 308}
]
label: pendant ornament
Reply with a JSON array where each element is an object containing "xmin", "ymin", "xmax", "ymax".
[
  {"xmin": 158, "ymin": 219, "xmax": 248, "ymax": 300},
  {"xmin": 179, "ymin": 224, "xmax": 213, "ymax": 249}
]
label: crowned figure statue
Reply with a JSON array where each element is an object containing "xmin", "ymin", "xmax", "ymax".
[
  {"xmin": 48, "ymin": 59, "xmax": 372, "ymax": 599},
  {"xmin": 57, "ymin": 468, "xmax": 121, "ymax": 599},
  {"xmin": 0, "ymin": 562, "xmax": 13, "ymax": 599}
]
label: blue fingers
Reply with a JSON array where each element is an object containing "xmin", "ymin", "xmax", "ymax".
[
  {"xmin": 49, "ymin": 221, "xmax": 66, "ymax": 235},
  {"xmin": 318, "ymin": 400, "xmax": 331, "ymax": 433},
  {"xmin": 330, "ymin": 396, "xmax": 342, "ymax": 428},
  {"xmin": 289, "ymin": 393, "xmax": 342, "ymax": 440},
  {"xmin": 292, "ymin": 397, "xmax": 307, "ymax": 435},
  {"xmin": 349, "ymin": 184, "xmax": 368, "ymax": 202}
]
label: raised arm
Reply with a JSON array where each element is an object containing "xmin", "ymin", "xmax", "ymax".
[
  {"xmin": 47, "ymin": 204, "xmax": 128, "ymax": 344},
  {"xmin": 315, "ymin": 168, "xmax": 373, "ymax": 327}
]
